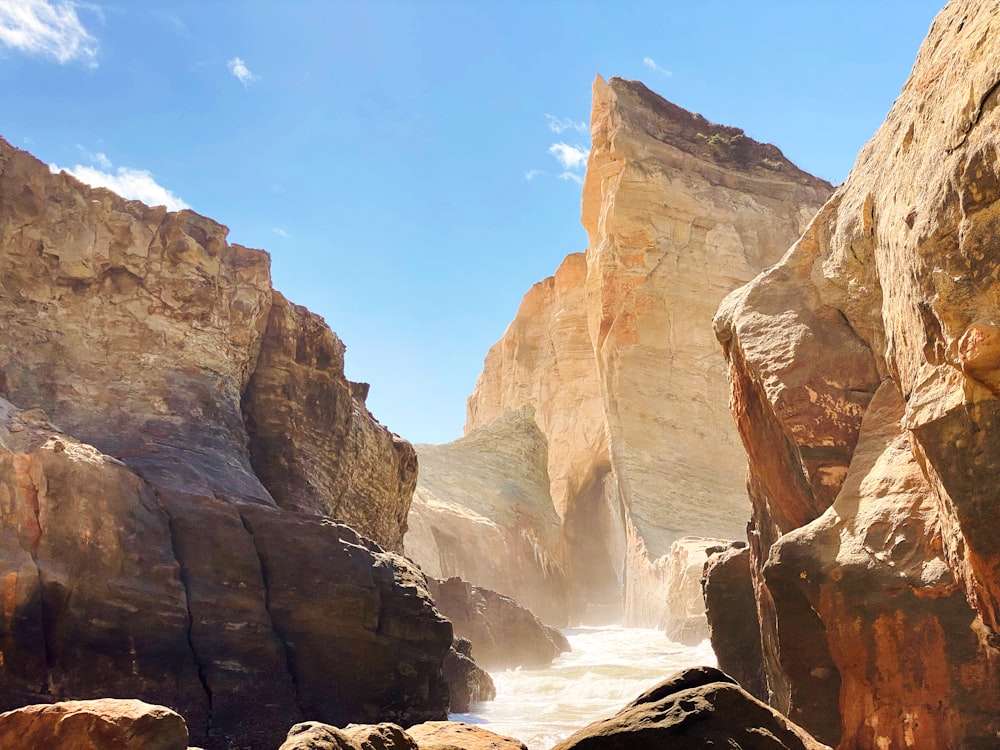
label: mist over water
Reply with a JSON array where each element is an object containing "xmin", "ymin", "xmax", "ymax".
[{"xmin": 451, "ymin": 626, "xmax": 717, "ymax": 749}]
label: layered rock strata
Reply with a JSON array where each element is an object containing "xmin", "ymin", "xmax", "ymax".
[
  {"xmin": 406, "ymin": 409, "xmax": 570, "ymax": 625},
  {"xmin": 551, "ymin": 667, "xmax": 830, "ymax": 750},
  {"xmin": 0, "ymin": 138, "xmax": 446, "ymax": 749},
  {"xmin": 714, "ymin": 2, "xmax": 1000, "ymax": 747},
  {"xmin": 441, "ymin": 77, "xmax": 831, "ymax": 624}
]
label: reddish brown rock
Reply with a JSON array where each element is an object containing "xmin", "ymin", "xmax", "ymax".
[
  {"xmin": 714, "ymin": 3, "xmax": 1000, "ymax": 747},
  {"xmin": 427, "ymin": 577, "xmax": 569, "ymax": 670},
  {"xmin": 551, "ymin": 667, "xmax": 830, "ymax": 750},
  {"xmin": 0, "ymin": 698, "xmax": 188, "ymax": 750},
  {"xmin": 0, "ymin": 137, "xmax": 447, "ymax": 749},
  {"xmin": 406, "ymin": 721, "xmax": 527, "ymax": 750}
]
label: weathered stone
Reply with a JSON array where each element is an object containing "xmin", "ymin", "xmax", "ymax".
[
  {"xmin": 243, "ymin": 291, "xmax": 417, "ymax": 552},
  {"xmin": 714, "ymin": 3, "xmax": 1000, "ymax": 747},
  {"xmin": 442, "ymin": 638, "xmax": 496, "ymax": 713},
  {"xmin": 0, "ymin": 699, "xmax": 188, "ymax": 750},
  {"xmin": 702, "ymin": 542, "xmax": 766, "ymax": 701},
  {"xmin": 407, "ymin": 409, "xmax": 570, "ymax": 625},
  {"xmin": 658, "ymin": 536, "xmax": 729, "ymax": 645},
  {"xmin": 406, "ymin": 721, "xmax": 527, "ymax": 750},
  {"xmin": 417, "ymin": 77, "xmax": 831, "ymax": 625},
  {"xmin": 0, "ymin": 137, "xmax": 446, "ymax": 749},
  {"xmin": 427, "ymin": 577, "xmax": 570, "ymax": 670},
  {"xmin": 551, "ymin": 667, "xmax": 830, "ymax": 750}
]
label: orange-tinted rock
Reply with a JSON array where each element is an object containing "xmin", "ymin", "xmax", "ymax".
[
  {"xmin": 714, "ymin": 3, "xmax": 1000, "ymax": 747},
  {"xmin": 406, "ymin": 721, "xmax": 527, "ymax": 750},
  {"xmin": 0, "ymin": 698, "xmax": 189, "ymax": 750}
]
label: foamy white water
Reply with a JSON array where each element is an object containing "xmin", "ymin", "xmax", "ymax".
[{"xmin": 450, "ymin": 627, "xmax": 717, "ymax": 749}]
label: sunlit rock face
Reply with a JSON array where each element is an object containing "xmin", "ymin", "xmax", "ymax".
[
  {"xmin": 657, "ymin": 536, "xmax": 729, "ymax": 645},
  {"xmin": 714, "ymin": 3, "xmax": 1000, "ymax": 746},
  {"xmin": 429, "ymin": 76, "xmax": 830, "ymax": 625},
  {"xmin": 0, "ymin": 138, "xmax": 446, "ymax": 749}
]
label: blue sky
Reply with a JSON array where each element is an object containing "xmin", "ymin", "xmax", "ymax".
[{"xmin": 1, "ymin": 0, "xmax": 943, "ymax": 444}]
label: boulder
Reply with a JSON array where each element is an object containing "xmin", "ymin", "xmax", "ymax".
[
  {"xmin": 0, "ymin": 699, "xmax": 188, "ymax": 750},
  {"xmin": 406, "ymin": 721, "xmax": 527, "ymax": 750},
  {"xmin": 551, "ymin": 667, "xmax": 830, "ymax": 750},
  {"xmin": 702, "ymin": 542, "xmax": 766, "ymax": 700},
  {"xmin": 442, "ymin": 637, "xmax": 496, "ymax": 713},
  {"xmin": 428, "ymin": 577, "xmax": 570, "ymax": 670}
]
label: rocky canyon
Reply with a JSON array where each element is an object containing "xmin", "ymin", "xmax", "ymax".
[{"xmin": 407, "ymin": 75, "xmax": 832, "ymax": 625}]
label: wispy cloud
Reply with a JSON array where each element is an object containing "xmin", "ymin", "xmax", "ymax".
[
  {"xmin": 643, "ymin": 56, "xmax": 672, "ymax": 77},
  {"xmin": 51, "ymin": 155, "xmax": 190, "ymax": 212},
  {"xmin": 558, "ymin": 172, "xmax": 584, "ymax": 185},
  {"xmin": 273, "ymin": 227, "xmax": 289, "ymax": 238},
  {"xmin": 76, "ymin": 143, "xmax": 111, "ymax": 169},
  {"xmin": 523, "ymin": 169, "xmax": 543, "ymax": 182},
  {"xmin": 545, "ymin": 114, "xmax": 588, "ymax": 135},
  {"xmin": 227, "ymin": 56, "xmax": 258, "ymax": 87},
  {"xmin": 0, "ymin": 0, "xmax": 98, "ymax": 66},
  {"xmin": 548, "ymin": 142, "xmax": 589, "ymax": 171}
]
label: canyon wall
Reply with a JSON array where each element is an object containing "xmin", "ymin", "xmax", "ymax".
[
  {"xmin": 713, "ymin": 2, "xmax": 1000, "ymax": 746},
  {"xmin": 428, "ymin": 77, "xmax": 831, "ymax": 624},
  {"xmin": 0, "ymin": 137, "xmax": 447, "ymax": 749}
]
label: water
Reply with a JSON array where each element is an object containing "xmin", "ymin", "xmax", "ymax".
[{"xmin": 450, "ymin": 626, "xmax": 717, "ymax": 749}]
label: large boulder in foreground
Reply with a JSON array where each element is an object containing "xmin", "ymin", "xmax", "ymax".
[
  {"xmin": 0, "ymin": 699, "xmax": 188, "ymax": 750},
  {"xmin": 551, "ymin": 667, "xmax": 830, "ymax": 750},
  {"xmin": 279, "ymin": 721, "xmax": 525, "ymax": 750},
  {"xmin": 428, "ymin": 576, "xmax": 570, "ymax": 670},
  {"xmin": 0, "ymin": 138, "xmax": 447, "ymax": 749}
]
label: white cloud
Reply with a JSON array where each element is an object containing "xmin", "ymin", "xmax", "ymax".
[
  {"xmin": 50, "ymin": 163, "xmax": 190, "ymax": 211},
  {"xmin": 643, "ymin": 57, "xmax": 672, "ymax": 77},
  {"xmin": 548, "ymin": 142, "xmax": 589, "ymax": 171},
  {"xmin": 559, "ymin": 172, "xmax": 584, "ymax": 185},
  {"xmin": 273, "ymin": 227, "xmax": 289, "ymax": 238},
  {"xmin": 0, "ymin": 0, "xmax": 97, "ymax": 66},
  {"xmin": 523, "ymin": 169, "xmax": 542, "ymax": 182},
  {"xmin": 545, "ymin": 114, "xmax": 587, "ymax": 135},
  {"xmin": 76, "ymin": 143, "xmax": 111, "ymax": 168},
  {"xmin": 227, "ymin": 56, "xmax": 258, "ymax": 87}
]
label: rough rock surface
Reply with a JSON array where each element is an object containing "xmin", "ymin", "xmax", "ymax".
[
  {"xmin": 406, "ymin": 409, "xmax": 570, "ymax": 625},
  {"xmin": 406, "ymin": 721, "xmax": 528, "ymax": 750},
  {"xmin": 428, "ymin": 77, "xmax": 831, "ymax": 624},
  {"xmin": 551, "ymin": 666, "xmax": 830, "ymax": 750},
  {"xmin": 427, "ymin": 577, "xmax": 570, "ymax": 670},
  {"xmin": 0, "ymin": 698, "xmax": 189, "ymax": 750},
  {"xmin": 442, "ymin": 637, "xmax": 496, "ymax": 713},
  {"xmin": 658, "ymin": 536, "xmax": 730, "ymax": 644},
  {"xmin": 280, "ymin": 722, "xmax": 419, "ymax": 750},
  {"xmin": 702, "ymin": 542, "xmax": 766, "ymax": 701},
  {"xmin": 713, "ymin": 3, "xmax": 1000, "ymax": 747},
  {"xmin": 0, "ymin": 138, "xmax": 447, "ymax": 749}
]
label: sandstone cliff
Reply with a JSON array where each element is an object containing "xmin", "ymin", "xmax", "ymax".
[
  {"xmin": 713, "ymin": 2, "xmax": 1000, "ymax": 747},
  {"xmin": 0, "ymin": 137, "xmax": 445, "ymax": 749},
  {"xmin": 440, "ymin": 77, "xmax": 831, "ymax": 624}
]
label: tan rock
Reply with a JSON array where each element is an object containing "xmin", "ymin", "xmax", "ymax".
[
  {"xmin": 0, "ymin": 698, "xmax": 188, "ymax": 750},
  {"xmin": 406, "ymin": 721, "xmax": 527, "ymax": 750},
  {"xmin": 658, "ymin": 536, "xmax": 730, "ymax": 645}
]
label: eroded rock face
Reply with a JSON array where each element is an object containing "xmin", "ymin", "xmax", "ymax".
[
  {"xmin": 0, "ymin": 138, "xmax": 445, "ymax": 749},
  {"xmin": 406, "ymin": 409, "xmax": 570, "ymax": 625},
  {"xmin": 442, "ymin": 638, "xmax": 496, "ymax": 713},
  {"xmin": 432, "ymin": 77, "xmax": 831, "ymax": 624},
  {"xmin": 713, "ymin": 3, "xmax": 1000, "ymax": 747},
  {"xmin": 551, "ymin": 667, "xmax": 830, "ymax": 750},
  {"xmin": 658, "ymin": 536, "xmax": 730, "ymax": 645},
  {"xmin": 0, "ymin": 699, "xmax": 189, "ymax": 750}
]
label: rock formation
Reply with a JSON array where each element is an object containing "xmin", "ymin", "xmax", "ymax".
[
  {"xmin": 427, "ymin": 577, "xmax": 570, "ymax": 670},
  {"xmin": 420, "ymin": 77, "xmax": 831, "ymax": 624},
  {"xmin": 658, "ymin": 536, "xmax": 729, "ymax": 645},
  {"xmin": 441, "ymin": 637, "xmax": 496, "ymax": 713},
  {"xmin": 406, "ymin": 408, "xmax": 570, "ymax": 624},
  {"xmin": 279, "ymin": 721, "xmax": 526, "ymax": 750},
  {"xmin": 713, "ymin": 2, "xmax": 1000, "ymax": 747},
  {"xmin": 702, "ymin": 542, "xmax": 766, "ymax": 701},
  {"xmin": 0, "ymin": 137, "xmax": 448, "ymax": 749},
  {"xmin": 551, "ymin": 666, "xmax": 830, "ymax": 750},
  {"xmin": 0, "ymin": 699, "xmax": 190, "ymax": 750}
]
